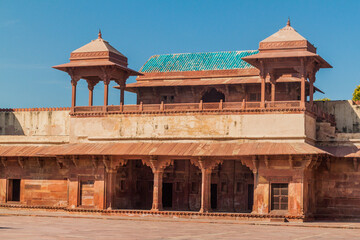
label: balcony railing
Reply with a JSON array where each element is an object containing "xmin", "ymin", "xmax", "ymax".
[{"xmin": 71, "ymin": 100, "xmax": 335, "ymax": 125}]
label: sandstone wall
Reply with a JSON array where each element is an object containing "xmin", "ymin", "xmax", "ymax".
[
  {"xmin": 70, "ymin": 113, "xmax": 312, "ymax": 143},
  {"xmin": 315, "ymin": 158, "xmax": 360, "ymax": 219},
  {"xmin": 0, "ymin": 110, "xmax": 70, "ymax": 144},
  {"xmin": 315, "ymin": 100, "xmax": 360, "ymax": 133}
]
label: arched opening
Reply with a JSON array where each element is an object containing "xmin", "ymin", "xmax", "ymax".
[
  {"xmin": 201, "ymin": 88, "xmax": 225, "ymax": 103},
  {"xmin": 211, "ymin": 160, "xmax": 254, "ymax": 212},
  {"xmin": 114, "ymin": 160, "xmax": 153, "ymax": 210},
  {"xmin": 162, "ymin": 160, "xmax": 201, "ymax": 211}
]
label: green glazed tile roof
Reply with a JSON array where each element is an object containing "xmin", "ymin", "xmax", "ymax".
[{"xmin": 140, "ymin": 50, "xmax": 258, "ymax": 73}]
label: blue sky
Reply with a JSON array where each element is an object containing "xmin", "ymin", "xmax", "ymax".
[{"xmin": 1, "ymin": 0, "xmax": 359, "ymax": 108}]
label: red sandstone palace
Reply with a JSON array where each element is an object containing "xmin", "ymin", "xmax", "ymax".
[{"xmin": 0, "ymin": 20, "xmax": 359, "ymax": 221}]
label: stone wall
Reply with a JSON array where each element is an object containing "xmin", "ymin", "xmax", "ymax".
[
  {"xmin": 315, "ymin": 158, "xmax": 360, "ymax": 219},
  {"xmin": 0, "ymin": 156, "xmax": 106, "ymax": 209},
  {"xmin": 0, "ymin": 110, "xmax": 70, "ymax": 144},
  {"xmin": 70, "ymin": 112, "xmax": 312, "ymax": 143},
  {"xmin": 315, "ymin": 100, "xmax": 360, "ymax": 133},
  {"xmin": 0, "ymin": 110, "xmax": 70, "ymax": 136}
]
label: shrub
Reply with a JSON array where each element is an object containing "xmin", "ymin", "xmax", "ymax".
[{"xmin": 353, "ymin": 85, "xmax": 360, "ymax": 102}]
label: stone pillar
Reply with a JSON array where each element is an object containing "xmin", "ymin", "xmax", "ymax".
[
  {"xmin": 260, "ymin": 74, "xmax": 266, "ymax": 108},
  {"xmin": 152, "ymin": 170, "xmax": 164, "ymax": 211},
  {"xmin": 270, "ymin": 73, "xmax": 276, "ymax": 103},
  {"xmin": 120, "ymin": 83, "xmax": 125, "ymax": 105},
  {"xmin": 192, "ymin": 157, "xmax": 223, "ymax": 213},
  {"xmin": 105, "ymin": 169, "xmax": 117, "ymax": 210},
  {"xmin": 88, "ymin": 85, "xmax": 94, "ymax": 107},
  {"xmin": 103, "ymin": 156, "xmax": 127, "ymax": 210},
  {"xmin": 309, "ymin": 73, "xmax": 315, "ymax": 106},
  {"xmin": 301, "ymin": 75, "xmax": 306, "ymax": 108},
  {"xmin": 70, "ymin": 79, "xmax": 78, "ymax": 111},
  {"xmin": 300, "ymin": 59, "xmax": 306, "ymax": 108},
  {"xmin": 200, "ymin": 168, "xmax": 212, "ymax": 212},
  {"xmin": 142, "ymin": 157, "xmax": 173, "ymax": 211},
  {"xmin": 104, "ymin": 81, "xmax": 109, "ymax": 109}
]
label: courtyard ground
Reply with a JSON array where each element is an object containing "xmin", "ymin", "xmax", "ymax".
[{"xmin": 0, "ymin": 208, "xmax": 360, "ymax": 239}]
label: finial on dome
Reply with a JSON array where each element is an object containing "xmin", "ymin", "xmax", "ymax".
[
  {"xmin": 287, "ymin": 17, "xmax": 291, "ymax": 27},
  {"xmin": 98, "ymin": 29, "xmax": 102, "ymax": 39}
]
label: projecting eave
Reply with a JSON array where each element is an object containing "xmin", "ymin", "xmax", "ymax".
[
  {"xmin": 52, "ymin": 61, "xmax": 142, "ymax": 76},
  {"xmin": 242, "ymin": 51, "xmax": 332, "ymax": 69}
]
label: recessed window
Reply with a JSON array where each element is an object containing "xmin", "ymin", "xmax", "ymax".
[
  {"xmin": 7, "ymin": 179, "xmax": 21, "ymax": 202},
  {"xmin": 271, "ymin": 183, "xmax": 288, "ymax": 210},
  {"xmin": 160, "ymin": 95, "xmax": 175, "ymax": 103}
]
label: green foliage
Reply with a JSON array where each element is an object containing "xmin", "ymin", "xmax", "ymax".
[
  {"xmin": 353, "ymin": 85, "xmax": 360, "ymax": 101},
  {"xmin": 315, "ymin": 98, "xmax": 331, "ymax": 101}
]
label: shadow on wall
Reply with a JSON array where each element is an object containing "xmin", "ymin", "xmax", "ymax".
[
  {"xmin": 315, "ymin": 100, "xmax": 360, "ymax": 133},
  {"xmin": 0, "ymin": 112, "xmax": 25, "ymax": 135}
]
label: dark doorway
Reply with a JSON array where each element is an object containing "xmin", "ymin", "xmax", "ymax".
[
  {"xmin": 201, "ymin": 88, "xmax": 225, "ymax": 103},
  {"xmin": 8, "ymin": 179, "xmax": 20, "ymax": 202},
  {"xmin": 247, "ymin": 184, "xmax": 254, "ymax": 211},
  {"xmin": 162, "ymin": 183, "xmax": 173, "ymax": 208},
  {"xmin": 211, "ymin": 184, "xmax": 217, "ymax": 210},
  {"xmin": 271, "ymin": 183, "xmax": 288, "ymax": 210}
]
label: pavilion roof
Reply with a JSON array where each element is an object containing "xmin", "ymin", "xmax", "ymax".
[
  {"xmin": 261, "ymin": 19, "xmax": 307, "ymax": 43},
  {"xmin": 72, "ymin": 37, "xmax": 125, "ymax": 57},
  {"xmin": 139, "ymin": 50, "xmax": 259, "ymax": 73}
]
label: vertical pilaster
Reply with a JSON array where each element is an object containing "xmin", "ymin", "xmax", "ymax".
[{"xmin": 105, "ymin": 169, "xmax": 117, "ymax": 210}]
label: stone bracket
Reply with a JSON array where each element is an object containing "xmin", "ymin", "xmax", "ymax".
[
  {"xmin": 288, "ymin": 156, "xmax": 293, "ymax": 169},
  {"xmin": 353, "ymin": 158, "xmax": 358, "ymax": 171},
  {"xmin": 264, "ymin": 156, "xmax": 269, "ymax": 169},
  {"xmin": 143, "ymin": 156, "xmax": 173, "ymax": 173},
  {"xmin": 304, "ymin": 155, "xmax": 321, "ymax": 170},
  {"xmin": 252, "ymin": 156, "xmax": 259, "ymax": 173},
  {"xmin": 190, "ymin": 157, "xmax": 223, "ymax": 172},
  {"xmin": 56, "ymin": 156, "xmax": 68, "ymax": 169},
  {"xmin": 17, "ymin": 157, "xmax": 25, "ymax": 169},
  {"xmin": 92, "ymin": 156, "xmax": 98, "ymax": 169},
  {"xmin": 1, "ymin": 157, "xmax": 6, "ymax": 168},
  {"xmin": 103, "ymin": 156, "xmax": 128, "ymax": 173},
  {"xmin": 35, "ymin": 157, "xmax": 44, "ymax": 168},
  {"xmin": 72, "ymin": 156, "xmax": 79, "ymax": 167}
]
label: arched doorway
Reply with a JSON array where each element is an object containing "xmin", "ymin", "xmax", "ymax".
[{"xmin": 201, "ymin": 88, "xmax": 225, "ymax": 102}]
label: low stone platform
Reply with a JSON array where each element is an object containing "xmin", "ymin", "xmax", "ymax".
[
  {"xmin": 0, "ymin": 204, "xmax": 303, "ymax": 222},
  {"xmin": 1, "ymin": 208, "xmax": 360, "ymax": 240}
]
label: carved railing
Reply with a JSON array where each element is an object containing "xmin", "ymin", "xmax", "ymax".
[
  {"xmin": 0, "ymin": 101, "xmax": 335, "ymax": 125},
  {"xmin": 72, "ymin": 100, "xmax": 306, "ymax": 114}
]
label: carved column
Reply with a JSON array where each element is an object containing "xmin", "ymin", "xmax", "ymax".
[
  {"xmin": 309, "ymin": 73, "xmax": 315, "ymax": 106},
  {"xmin": 103, "ymin": 156, "xmax": 127, "ymax": 210},
  {"xmin": 143, "ymin": 157, "xmax": 173, "ymax": 211},
  {"xmin": 152, "ymin": 169, "xmax": 164, "ymax": 211},
  {"xmin": 120, "ymin": 83, "xmax": 125, "ymax": 106},
  {"xmin": 192, "ymin": 157, "xmax": 223, "ymax": 213},
  {"xmin": 70, "ymin": 75, "xmax": 80, "ymax": 111},
  {"xmin": 88, "ymin": 84, "xmax": 94, "ymax": 107},
  {"xmin": 270, "ymin": 73, "xmax": 276, "ymax": 103},
  {"xmin": 300, "ymin": 59, "xmax": 306, "ymax": 108},
  {"xmin": 260, "ymin": 74, "xmax": 266, "ymax": 108},
  {"xmin": 104, "ymin": 80, "xmax": 109, "ymax": 110}
]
